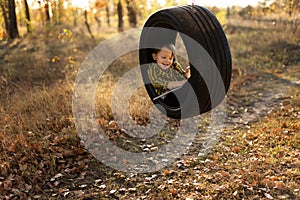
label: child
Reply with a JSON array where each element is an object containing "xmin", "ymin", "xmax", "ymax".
[{"xmin": 147, "ymin": 43, "xmax": 190, "ymax": 97}]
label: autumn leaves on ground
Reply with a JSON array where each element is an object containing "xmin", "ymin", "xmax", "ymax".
[{"xmin": 1, "ymin": 13, "xmax": 300, "ymax": 200}]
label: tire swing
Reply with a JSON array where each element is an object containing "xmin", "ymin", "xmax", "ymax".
[{"xmin": 139, "ymin": 5, "xmax": 232, "ymax": 119}]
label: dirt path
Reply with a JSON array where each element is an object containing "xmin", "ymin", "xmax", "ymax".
[
  {"xmin": 50, "ymin": 67, "xmax": 299, "ymax": 200},
  {"xmin": 227, "ymin": 67, "xmax": 300, "ymax": 128}
]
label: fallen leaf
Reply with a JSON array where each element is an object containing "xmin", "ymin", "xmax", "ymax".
[
  {"xmin": 50, "ymin": 173, "xmax": 63, "ymax": 181},
  {"xmin": 232, "ymin": 147, "xmax": 241, "ymax": 153},
  {"xmin": 264, "ymin": 193, "xmax": 274, "ymax": 200},
  {"xmin": 119, "ymin": 188, "xmax": 126, "ymax": 194},
  {"xmin": 98, "ymin": 184, "xmax": 106, "ymax": 189},
  {"xmin": 186, "ymin": 197, "xmax": 194, "ymax": 200},
  {"xmin": 170, "ymin": 188, "xmax": 177, "ymax": 195},
  {"xmin": 282, "ymin": 122, "xmax": 288, "ymax": 128},
  {"xmin": 128, "ymin": 188, "xmax": 137, "ymax": 193},
  {"xmin": 274, "ymin": 181, "xmax": 285, "ymax": 189},
  {"xmin": 94, "ymin": 179, "xmax": 102, "ymax": 185},
  {"xmin": 58, "ymin": 188, "xmax": 68, "ymax": 194},
  {"xmin": 163, "ymin": 169, "xmax": 171, "ymax": 176},
  {"xmin": 109, "ymin": 189, "xmax": 116, "ymax": 195},
  {"xmin": 64, "ymin": 191, "xmax": 70, "ymax": 197}
]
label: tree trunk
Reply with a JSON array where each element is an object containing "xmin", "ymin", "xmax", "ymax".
[
  {"xmin": 125, "ymin": 0, "xmax": 137, "ymax": 27},
  {"xmin": 106, "ymin": 0, "xmax": 110, "ymax": 26},
  {"xmin": 45, "ymin": 1, "xmax": 51, "ymax": 23},
  {"xmin": 288, "ymin": 0, "xmax": 300, "ymax": 16},
  {"xmin": 23, "ymin": 0, "xmax": 31, "ymax": 33},
  {"xmin": 84, "ymin": 10, "xmax": 95, "ymax": 40},
  {"xmin": 73, "ymin": 8, "xmax": 78, "ymax": 26},
  {"xmin": 0, "ymin": 2, "xmax": 9, "ymax": 38},
  {"xmin": 8, "ymin": 0, "xmax": 19, "ymax": 39},
  {"xmin": 117, "ymin": 0, "xmax": 124, "ymax": 32},
  {"xmin": 94, "ymin": 15, "xmax": 101, "ymax": 28},
  {"xmin": 288, "ymin": 0, "xmax": 293, "ymax": 16}
]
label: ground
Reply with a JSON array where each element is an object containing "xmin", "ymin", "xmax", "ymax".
[{"xmin": 0, "ymin": 17, "xmax": 299, "ymax": 199}]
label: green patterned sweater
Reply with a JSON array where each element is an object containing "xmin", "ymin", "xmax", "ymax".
[{"xmin": 147, "ymin": 62, "xmax": 187, "ymax": 95}]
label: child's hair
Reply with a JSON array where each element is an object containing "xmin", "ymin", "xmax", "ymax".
[
  {"xmin": 152, "ymin": 43, "xmax": 176, "ymax": 55},
  {"xmin": 151, "ymin": 43, "xmax": 176, "ymax": 62}
]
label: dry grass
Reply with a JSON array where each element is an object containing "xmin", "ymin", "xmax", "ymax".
[
  {"xmin": 0, "ymin": 15, "xmax": 299, "ymax": 199},
  {"xmin": 226, "ymin": 18, "xmax": 300, "ymax": 75}
]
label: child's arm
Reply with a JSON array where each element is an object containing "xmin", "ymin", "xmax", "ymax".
[
  {"xmin": 167, "ymin": 62, "xmax": 188, "ymax": 89},
  {"xmin": 172, "ymin": 62, "xmax": 190, "ymax": 79},
  {"xmin": 167, "ymin": 80, "xmax": 186, "ymax": 89}
]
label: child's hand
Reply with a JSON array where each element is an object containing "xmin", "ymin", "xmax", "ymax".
[{"xmin": 185, "ymin": 66, "xmax": 191, "ymax": 78}]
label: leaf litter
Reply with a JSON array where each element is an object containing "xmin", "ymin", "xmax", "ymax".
[{"xmin": 0, "ymin": 20, "xmax": 299, "ymax": 200}]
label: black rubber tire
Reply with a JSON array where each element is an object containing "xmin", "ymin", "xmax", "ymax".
[{"xmin": 139, "ymin": 5, "xmax": 232, "ymax": 119}]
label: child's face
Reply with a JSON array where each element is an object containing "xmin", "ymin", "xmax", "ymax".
[{"xmin": 152, "ymin": 48, "xmax": 174, "ymax": 69}]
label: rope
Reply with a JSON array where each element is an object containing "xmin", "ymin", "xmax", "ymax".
[{"xmin": 191, "ymin": 0, "xmax": 196, "ymax": 12}]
